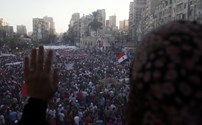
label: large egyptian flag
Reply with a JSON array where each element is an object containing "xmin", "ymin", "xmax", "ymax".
[{"xmin": 116, "ymin": 51, "xmax": 128, "ymax": 64}]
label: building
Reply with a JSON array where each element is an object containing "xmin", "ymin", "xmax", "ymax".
[
  {"xmin": 0, "ymin": 18, "xmax": 13, "ymax": 40},
  {"xmin": 106, "ymin": 20, "xmax": 109, "ymax": 27},
  {"xmin": 33, "ymin": 18, "xmax": 48, "ymax": 40},
  {"xmin": 79, "ymin": 15, "xmax": 94, "ymax": 48},
  {"xmin": 43, "ymin": 16, "xmax": 55, "ymax": 34},
  {"xmin": 119, "ymin": 20, "xmax": 129, "ymax": 31},
  {"xmin": 0, "ymin": 18, "xmax": 9, "ymax": 27},
  {"xmin": 154, "ymin": 0, "xmax": 172, "ymax": 28},
  {"xmin": 3, "ymin": 26, "xmax": 14, "ymax": 39},
  {"xmin": 196, "ymin": 0, "xmax": 202, "ymax": 22},
  {"xmin": 17, "ymin": 25, "xmax": 27, "ymax": 35},
  {"xmin": 0, "ymin": 18, "xmax": 3, "ymax": 27},
  {"xmin": 128, "ymin": 0, "xmax": 147, "ymax": 43},
  {"xmin": 109, "ymin": 15, "xmax": 117, "ymax": 27},
  {"xmin": 128, "ymin": 2, "xmax": 134, "ymax": 42},
  {"xmin": 33, "ymin": 17, "xmax": 55, "ymax": 41},
  {"xmin": 68, "ymin": 13, "xmax": 81, "ymax": 45},
  {"xmin": 97, "ymin": 9, "xmax": 106, "ymax": 28},
  {"xmin": 69, "ymin": 13, "xmax": 80, "ymax": 27},
  {"xmin": 142, "ymin": 0, "xmax": 160, "ymax": 35}
]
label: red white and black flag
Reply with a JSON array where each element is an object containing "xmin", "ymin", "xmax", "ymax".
[
  {"xmin": 97, "ymin": 38, "xmax": 104, "ymax": 50},
  {"xmin": 116, "ymin": 51, "xmax": 128, "ymax": 64}
]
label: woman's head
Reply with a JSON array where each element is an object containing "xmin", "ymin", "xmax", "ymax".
[{"xmin": 127, "ymin": 21, "xmax": 202, "ymax": 125}]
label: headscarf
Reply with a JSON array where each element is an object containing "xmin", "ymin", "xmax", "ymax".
[{"xmin": 127, "ymin": 20, "xmax": 202, "ymax": 125}]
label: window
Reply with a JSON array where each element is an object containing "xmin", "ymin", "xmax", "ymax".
[{"xmin": 184, "ymin": 3, "xmax": 186, "ymax": 9}]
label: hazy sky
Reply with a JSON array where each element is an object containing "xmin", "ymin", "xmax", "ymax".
[{"xmin": 0, "ymin": 0, "xmax": 132, "ymax": 33}]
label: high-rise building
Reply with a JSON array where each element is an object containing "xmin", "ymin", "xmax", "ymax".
[
  {"xmin": 17, "ymin": 25, "xmax": 27, "ymax": 35},
  {"xmin": 0, "ymin": 18, "xmax": 13, "ymax": 40},
  {"xmin": 109, "ymin": 15, "xmax": 116, "ymax": 27},
  {"xmin": 33, "ymin": 18, "xmax": 48, "ymax": 40},
  {"xmin": 106, "ymin": 20, "xmax": 110, "ymax": 27},
  {"xmin": 119, "ymin": 20, "xmax": 129, "ymax": 30},
  {"xmin": 97, "ymin": 9, "xmax": 106, "ymax": 28},
  {"xmin": 128, "ymin": 2, "xmax": 134, "ymax": 42},
  {"xmin": 3, "ymin": 26, "xmax": 14, "ymax": 39},
  {"xmin": 43, "ymin": 16, "xmax": 55, "ymax": 34},
  {"xmin": 0, "ymin": 18, "xmax": 3, "ymax": 27},
  {"xmin": 0, "ymin": 18, "xmax": 8, "ymax": 27},
  {"xmin": 196, "ymin": 0, "xmax": 202, "ymax": 22},
  {"xmin": 33, "ymin": 17, "xmax": 55, "ymax": 40},
  {"xmin": 128, "ymin": 0, "xmax": 147, "ymax": 42},
  {"xmin": 69, "ymin": 13, "xmax": 80, "ymax": 27},
  {"xmin": 68, "ymin": 13, "xmax": 81, "ymax": 45}
]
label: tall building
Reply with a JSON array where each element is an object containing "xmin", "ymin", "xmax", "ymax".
[
  {"xmin": 17, "ymin": 25, "xmax": 27, "ymax": 35},
  {"xmin": 128, "ymin": 2, "xmax": 134, "ymax": 42},
  {"xmin": 153, "ymin": 0, "xmax": 201, "ymax": 26},
  {"xmin": 109, "ymin": 15, "xmax": 116, "ymax": 27},
  {"xmin": 196, "ymin": 0, "xmax": 202, "ymax": 22},
  {"xmin": 0, "ymin": 18, "xmax": 3, "ymax": 27},
  {"xmin": 106, "ymin": 20, "xmax": 110, "ymax": 27},
  {"xmin": 97, "ymin": 9, "xmax": 106, "ymax": 28},
  {"xmin": 33, "ymin": 17, "xmax": 55, "ymax": 40},
  {"xmin": 33, "ymin": 18, "xmax": 48, "ymax": 40},
  {"xmin": 154, "ymin": 0, "xmax": 172, "ymax": 28},
  {"xmin": 69, "ymin": 13, "xmax": 80, "ymax": 27},
  {"xmin": 43, "ymin": 16, "xmax": 55, "ymax": 34},
  {"xmin": 0, "ymin": 18, "xmax": 13, "ymax": 40},
  {"xmin": 128, "ymin": 0, "xmax": 147, "ymax": 43},
  {"xmin": 0, "ymin": 18, "xmax": 8, "ymax": 27},
  {"xmin": 119, "ymin": 20, "xmax": 129, "ymax": 30},
  {"xmin": 68, "ymin": 13, "xmax": 81, "ymax": 45},
  {"xmin": 3, "ymin": 26, "xmax": 14, "ymax": 39}
]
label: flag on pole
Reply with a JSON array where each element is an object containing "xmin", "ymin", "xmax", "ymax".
[
  {"xmin": 97, "ymin": 38, "xmax": 104, "ymax": 50},
  {"xmin": 116, "ymin": 51, "xmax": 128, "ymax": 64}
]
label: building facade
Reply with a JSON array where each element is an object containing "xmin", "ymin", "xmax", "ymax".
[
  {"xmin": 196, "ymin": 0, "xmax": 202, "ymax": 22},
  {"xmin": 128, "ymin": 2, "xmax": 134, "ymax": 42},
  {"xmin": 33, "ymin": 18, "xmax": 48, "ymax": 40},
  {"xmin": 154, "ymin": 0, "xmax": 172, "ymax": 28},
  {"xmin": 129, "ymin": 0, "xmax": 202, "ymax": 44},
  {"xmin": 119, "ymin": 20, "xmax": 129, "ymax": 31},
  {"xmin": 97, "ymin": 9, "xmax": 106, "ymax": 28},
  {"xmin": 69, "ymin": 13, "xmax": 80, "ymax": 27},
  {"xmin": 43, "ymin": 16, "xmax": 55, "ymax": 35},
  {"xmin": 17, "ymin": 25, "xmax": 27, "ymax": 35},
  {"xmin": 0, "ymin": 18, "xmax": 14, "ymax": 41},
  {"xmin": 68, "ymin": 13, "xmax": 81, "ymax": 45},
  {"xmin": 109, "ymin": 15, "xmax": 117, "ymax": 27},
  {"xmin": 33, "ymin": 17, "xmax": 55, "ymax": 41},
  {"xmin": 129, "ymin": 0, "xmax": 147, "ymax": 43}
]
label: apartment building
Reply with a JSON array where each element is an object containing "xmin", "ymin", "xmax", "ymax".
[
  {"xmin": 17, "ymin": 25, "xmax": 27, "ymax": 35},
  {"xmin": 43, "ymin": 16, "xmax": 55, "ymax": 34},
  {"xmin": 109, "ymin": 15, "xmax": 117, "ymax": 28},
  {"xmin": 119, "ymin": 20, "xmax": 129, "ymax": 31},
  {"xmin": 154, "ymin": 0, "xmax": 172, "ymax": 28},
  {"xmin": 33, "ymin": 18, "xmax": 48, "ymax": 40},
  {"xmin": 33, "ymin": 17, "xmax": 55, "ymax": 40},
  {"xmin": 97, "ymin": 9, "xmax": 106, "ymax": 28}
]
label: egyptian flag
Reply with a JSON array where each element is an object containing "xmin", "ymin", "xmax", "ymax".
[{"xmin": 116, "ymin": 51, "xmax": 128, "ymax": 64}]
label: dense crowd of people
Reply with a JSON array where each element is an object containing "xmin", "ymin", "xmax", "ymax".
[{"xmin": 0, "ymin": 45, "xmax": 133, "ymax": 125}]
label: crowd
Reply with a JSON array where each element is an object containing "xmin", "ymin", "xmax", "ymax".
[
  {"xmin": 0, "ymin": 45, "xmax": 133, "ymax": 125},
  {"xmin": 2, "ymin": 20, "xmax": 201, "ymax": 125}
]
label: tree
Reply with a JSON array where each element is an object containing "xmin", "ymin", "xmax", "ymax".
[
  {"xmin": 88, "ymin": 11, "xmax": 103, "ymax": 37},
  {"xmin": 63, "ymin": 32, "xmax": 74, "ymax": 45}
]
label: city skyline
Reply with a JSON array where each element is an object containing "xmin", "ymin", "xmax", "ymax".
[{"xmin": 0, "ymin": 0, "xmax": 131, "ymax": 33}]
